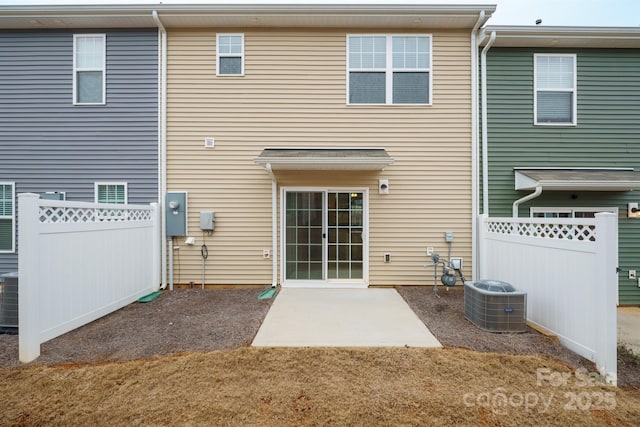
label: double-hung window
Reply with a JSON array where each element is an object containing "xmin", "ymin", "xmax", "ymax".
[
  {"xmin": 217, "ymin": 34, "xmax": 244, "ymax": 76},
  {"xmin": 534, "ymin": 54, "xmax": 576, "ymax": 125},
  {"xmin": 95, "ymin": 182, "xmax": 127, "ymax": 204},
  {"xmin": 348, "ymin": 35, "xmax": 431, "ymax": 105},
  {"xmin": 73, "ymin": 34, "xmax": 106, "ymax": 105},
  {"xmin": 0, "ymin": 183, "xmax": 15, "ymax": 253}
]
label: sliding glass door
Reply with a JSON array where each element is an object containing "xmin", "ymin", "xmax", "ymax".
[{"xmin": 284, "ymin": 189, "xmax": 366, "ymax": 286}]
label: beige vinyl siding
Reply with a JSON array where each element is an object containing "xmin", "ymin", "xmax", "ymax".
[{"xmin": 167, "ymin": 28, "xmax": 472, "ymax": 286}]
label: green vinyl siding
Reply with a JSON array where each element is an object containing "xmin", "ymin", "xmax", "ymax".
[{"xmin": 484, "ymin": 48, "xmax": 640, "ymax": 304}]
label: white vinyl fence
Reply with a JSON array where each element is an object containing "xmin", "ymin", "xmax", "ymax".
[
  {"xmin": 478, "ymin": 213, "xmax": 618, "ymax": 385},
  {"xmin": 18, "ymin": 193, "xmax": 160, "ymax": 362}
]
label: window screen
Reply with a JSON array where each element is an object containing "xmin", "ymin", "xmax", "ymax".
[
  {"xmin": 0, "ymin": 183, "xmax": 14, "ymax": 252},
  {"xmin": 74, "ymin": 35, "xmax": 105, "ymax": 104},
  {"xmin": 348, "ymin": 35, "xmax": 430, "ymax": 105},
  {"xmin": 96, "ymin": 183, "xmax": 126, "ymax": 204},
  {"xmin": 217, "ymin": 34, "xmax": 244, "ymax": 76},
  {"xmin": 535, "ymin": 54, "xmax": 576, "ymax": 124}
]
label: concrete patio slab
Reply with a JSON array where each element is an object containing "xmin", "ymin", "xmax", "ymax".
[
  {"xmin": 618, "ymin": 306, "xmax": 640, "ymax": 355},
  {"xmin": 252, "ymin": 288, "xmax": 442, "ymax": 348}
]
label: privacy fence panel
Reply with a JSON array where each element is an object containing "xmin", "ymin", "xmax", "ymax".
[
  {"xmin": 19, "ymin": 193, "xmax": 160, "ymax": 362},
  {"xmin": 478, "ymin": 213, "xmax": 617, "ymax": 385}
]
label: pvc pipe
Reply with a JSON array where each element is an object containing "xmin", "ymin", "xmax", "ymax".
[
  {"xmin": 481, "ymin": 30, "xmax": 496, "ymax": 216},
  {"xmin": 266, "ymin": 164, "xmax": 278, "ymax": 288},
  {"xmin": 168, "ymin": 238, "xmax": 174, "ymax": 291},
  {"xmin": 152, "ymin": 10, "xmax": 168, "ymax": 290},
  {"xmin": 470, "ymin": 10, "xmax": 485, "ymax": 281},
  {"xmin": 512, "ymin": 186, "xmax": 542, "ymax": 218}
]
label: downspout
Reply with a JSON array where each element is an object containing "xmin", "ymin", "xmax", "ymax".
[
  {"xmin": 512, "ymin": 186, "xmax": 542, "ymax": 218},
  {"xmin": 266, "ymin": 164, "xmax": 278, "ymax": 288},
  {"xmin": 470, "ymin": 10, "xmax": 485, "ymax": 282},
  {"xmin": 481, "ymin": 30, "xmax": 496, "ymax": 216},
  {"xmin": 152, "ymin": 10, "xmax": 168, "ymax": 290}
]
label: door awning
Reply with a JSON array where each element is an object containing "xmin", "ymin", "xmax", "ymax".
[
  {"xmin": 255, "ymin": 148, "xmax": 393, "ymax": 171},
  {"xmin": 515, "ymin": 168, "xmax": 640, "ymax": 191}
]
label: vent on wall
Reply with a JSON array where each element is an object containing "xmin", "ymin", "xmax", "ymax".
[
  {"xmin": 204, "ymin": 137, "xmax": 215, "ymax": 148},
  {"xmin": 464, "ymin": 280, "xmax": 527, "ymax": 333}
]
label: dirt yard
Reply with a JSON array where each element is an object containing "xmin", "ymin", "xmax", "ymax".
[{"xmin": 0, "ymin": 287, "xmax": 638, "ymax": 426}]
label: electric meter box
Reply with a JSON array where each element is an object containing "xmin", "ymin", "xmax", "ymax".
[
  {"xmin": 200, "ymin": 211, "xmax": 215, "ymax": 231},
  {"xmin": 166, "ymin": 192, "xmax": 187, "ymax": 237}
]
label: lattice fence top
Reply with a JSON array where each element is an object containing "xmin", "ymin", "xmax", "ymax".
[
  {"xmin": 485, "ymin": 219, "xmax": 596, "ymax": 241},
  {"xmin": 39, "ymin": 205, "xmax": 153, "ymax": 223}
]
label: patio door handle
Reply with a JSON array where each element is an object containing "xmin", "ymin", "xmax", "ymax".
[{"xmin": 323, "ymin": 233, "xmax": 326, "ymax": 238}]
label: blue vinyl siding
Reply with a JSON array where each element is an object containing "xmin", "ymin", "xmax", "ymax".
[
  {"xmin": 0, "ymin": 29, "xmax": 158, "ymax": 274},
  {"xmin": 484, "ymin": 48, "xmax": 640, "ymax": 304}
]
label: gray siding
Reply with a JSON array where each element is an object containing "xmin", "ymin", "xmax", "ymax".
[
  {"xmin": 484, "ymin": 48, "xmax": 640, "ymax": 304},
  {"xmin": 0, "ymin": 29, "xmax": 158, "ymax": 274}
]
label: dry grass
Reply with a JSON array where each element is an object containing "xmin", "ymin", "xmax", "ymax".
[{"xmin": 1, "ymin": 347, "xmax": 639, "ymax": 426}]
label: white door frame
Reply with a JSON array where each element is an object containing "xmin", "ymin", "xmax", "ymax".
[{"xmin": 280, "ymin": 186, "xmax": 369, "ymax": 288}]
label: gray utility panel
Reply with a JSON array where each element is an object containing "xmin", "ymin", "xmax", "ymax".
[{"xmin": 166, "ymin": 192, "xmax": 187, "ymax": 237}]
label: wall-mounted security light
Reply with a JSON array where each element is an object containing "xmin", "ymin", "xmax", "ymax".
[
  {"xmin": 379, "ymin": 179, "xmax": 389, "ymax": 195},
  {"xmin": 628, "ymin": 203, "xmax": 640, "ymax": 218}
]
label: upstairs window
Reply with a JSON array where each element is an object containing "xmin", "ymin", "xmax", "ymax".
[
  {"xmin": 348, "ymin": 35, "xmax": 431, "ymax": 105},
  {"xmin": 217, "ymin": 34, "xmax": 244, "ymax": 76},
  {"xmin": 0, "ymin": 183, "xmax": 15, "ymax": 253},
  {"xmin": 73, "ymin": 34, "xmax": 106, "ymax": 105},
  {"xmin": 534, "ymin": 54, "xmax": 576, "ymax": 125},
  {"xmin": 95, "ymin": 182, "xmax": 127, "ymax": 204}
]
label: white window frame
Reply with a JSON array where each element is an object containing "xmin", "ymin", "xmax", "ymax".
[
  {"xmin": 216, "ymin": 33, "xmax": 244, "ymax": 76},
  {"xmin": 0, "ymin": 182, "xmax": 15, "ymax": 254},
  {"xmin": 94, "ymin": 182, "xmax": 128, "ymax": 204},
  {"xmin": 73, "ymin": 34, "xmax": 106, "ymax": 105},
  {"xmin": 533, "ymin": 53, "xmax": 577, "ymax": 126},
  {"xmin": 530, "ymin": 206, "xmax": 617, "ymax": 218},
  {"xmin": 346, "ymin": 34, "xmax": 432, "ymax": 106}
]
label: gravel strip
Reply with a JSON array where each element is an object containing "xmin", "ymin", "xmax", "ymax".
[{"xmin": 0, "ymin": 288, "xmax": 274, "ymax": 369}]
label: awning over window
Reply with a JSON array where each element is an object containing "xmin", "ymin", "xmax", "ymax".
[
  {"xmin": 515, "ymin": 168, "xmax": 640, "ymax": 191},
  {"xmin": 255, "ymin": 148, "xmax": 394, "ymax": 171}
]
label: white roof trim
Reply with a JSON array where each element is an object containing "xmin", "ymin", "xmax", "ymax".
[
  {"xmin": 481, "ymin": 26, "xmax": 640, "ymax": 48},
  {"xmin": 0, "ymin": 3, "xmax": 495, "ymax": 30},
  {"xmin": 515, "ymin": 168, "xmax": 640, "ymax": 191}
]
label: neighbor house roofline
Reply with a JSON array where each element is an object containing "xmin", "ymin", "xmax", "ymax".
[
  {"xmin": 0, "ymin": 2, "xmax": 495, "ymax": 30},
  {"xmin": 480, "ymin": 25, "xmax": 640, "ymax": 48}
]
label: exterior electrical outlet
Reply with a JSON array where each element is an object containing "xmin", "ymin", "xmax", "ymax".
[{"xmin": 166, "ymin": 192, "xmax": 187, "ymax": 236}]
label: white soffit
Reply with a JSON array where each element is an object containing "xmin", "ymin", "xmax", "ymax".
[
  {"xmin": 515, "ymin": 169, "xmax": 640, "ymax": 191},
  {"xmin": 0, "ymin": 4, "xmax": 495, "ymax": 30},
  {"xmin": 482, "ymin": 26, "xmax": 640, "ymax": 49},
  {"xmin": 255, "ymin": 148, "xmax": 394, "ymax": 171}
]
